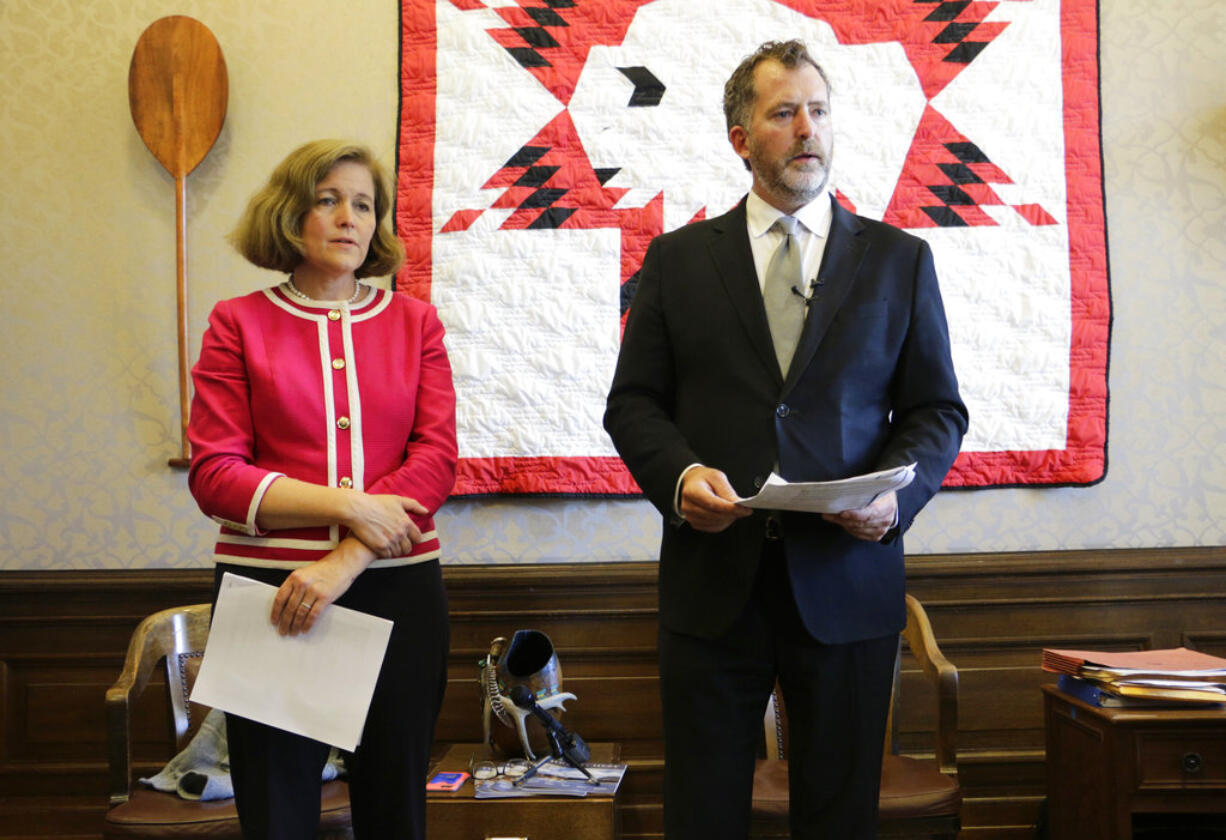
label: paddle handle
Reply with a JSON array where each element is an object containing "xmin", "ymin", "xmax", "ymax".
[{"xmin": 169, "ymin": 173, "xmax": 191, "ymax": 469}]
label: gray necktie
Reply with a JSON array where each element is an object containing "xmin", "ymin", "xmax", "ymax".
[{"xmin": 763, "ymin": 216, "xmax": 806, "ymax": 376}]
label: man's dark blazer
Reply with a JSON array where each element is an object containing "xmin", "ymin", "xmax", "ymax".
[{"xmin": 605, "ymin": 195, "xmax": 968, "ymax": 645}]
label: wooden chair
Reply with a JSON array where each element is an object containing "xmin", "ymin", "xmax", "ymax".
[
  {"xmin": 103, "ymin": 604, "xmax": 353, "ymax": 838},
  {"xmin": 751, "ymin": 594, "xmax": 961, "ymax": 838}
]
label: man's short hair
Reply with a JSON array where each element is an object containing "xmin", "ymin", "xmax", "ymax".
[
  {"xmin": 230, "ymin": 139, "xmax": 405, "ymax": 278},
  {"xmin": 722, "ymin": 39, "xmax": 831, "ymax": 133}
]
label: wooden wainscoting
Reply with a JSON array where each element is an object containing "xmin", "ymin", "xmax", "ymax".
[{"xmin": 1, "ymin": 547, "xmax": 1224, "ymax": 839}]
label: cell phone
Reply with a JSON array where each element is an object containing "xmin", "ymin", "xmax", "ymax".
[{"xmin": 426, "ymin": 771, "xmax": 470, "ymax": 791}]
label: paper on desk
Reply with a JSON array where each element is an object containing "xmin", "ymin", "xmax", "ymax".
[
  {"xmin": 735, "ymin": 464, "xmax": 916, "ymax": 514},
  {"xmin": 190, "ymin": 572, "xmax": 392, "ymax": 751}
]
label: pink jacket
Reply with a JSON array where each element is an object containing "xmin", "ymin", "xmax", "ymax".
[{"xmin": 188, "ymin": 284, "xmax": 457, "ymax": 567}]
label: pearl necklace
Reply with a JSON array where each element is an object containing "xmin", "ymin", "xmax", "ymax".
[{"xmin": 285, "ymin": 276, "xmax": 365, "ymax": 305}]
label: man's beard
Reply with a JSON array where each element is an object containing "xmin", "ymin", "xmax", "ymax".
[{"xmin": 751, "ymin": 138, "xmax": 832, "ymax": 205}]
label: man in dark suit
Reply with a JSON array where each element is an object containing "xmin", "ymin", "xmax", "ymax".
[{"xmin": 604, "ymin": 40, "xmax": 968, "ymax": 839}]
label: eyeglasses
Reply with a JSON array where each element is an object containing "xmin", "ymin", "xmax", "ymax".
[{"xmin": 470, "ymin": 757, "xmax": 532, "ymax": 780}]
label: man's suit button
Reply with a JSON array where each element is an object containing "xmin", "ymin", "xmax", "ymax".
[
  {"xmin": 753, "ymin": 476, "xmax": 764, "ymax": 489},
  {"xmin": 776, "ymin": 404, "xmax": 790, "ymax": 418}
]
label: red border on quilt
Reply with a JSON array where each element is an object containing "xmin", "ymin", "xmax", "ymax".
[{"xmin": 943, "ymin": 0, "xmax": 1109, "ymax": 488}]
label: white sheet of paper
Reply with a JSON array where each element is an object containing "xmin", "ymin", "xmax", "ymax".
[
  {"xmin": 190, "ymin": 572, "xmax": 392, "ymax": 751},
  {"xmin": 736, "ymin": 463, "xmax": 917, "ymax": 514}
]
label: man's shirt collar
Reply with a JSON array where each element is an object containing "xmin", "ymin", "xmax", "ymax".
[{"xmin": 745, "ymin": 189, "xmax": 833, "ymax": 240}]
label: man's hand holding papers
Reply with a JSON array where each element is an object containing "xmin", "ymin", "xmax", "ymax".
[
  {"xmin": 678, "ymin": 466, "xmax": 754, "ymax": 533},
  {"xmin": 822, "ymin": 491, "xmax": 899, "ymax": 543}
]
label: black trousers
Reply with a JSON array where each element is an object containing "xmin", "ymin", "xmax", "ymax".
[
  {"xmin": 212, "ymin": 560, "xmax": 449, "ymax": 840},
  {"xmin": 658, "ymin": 541, "xmax": 897, "ymax": 840}
]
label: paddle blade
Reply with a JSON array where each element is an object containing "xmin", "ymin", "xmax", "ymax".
[{"xmin": 129, "ymin": 15, "xmax": 228, "ymax": 177}]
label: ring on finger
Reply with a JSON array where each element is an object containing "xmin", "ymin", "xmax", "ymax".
[{"xmin": 298, "ymin": 601, "xmax": 314, "ymax": 611}]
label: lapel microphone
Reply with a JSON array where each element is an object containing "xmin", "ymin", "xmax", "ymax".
[{"xmin": 791, "ymin": 277, "xmax": 824, "ymax": 303}]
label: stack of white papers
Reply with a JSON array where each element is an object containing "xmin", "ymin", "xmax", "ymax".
[{"xmin": 735, "ymin": 463, "xmax": 916, "ymax": 513}]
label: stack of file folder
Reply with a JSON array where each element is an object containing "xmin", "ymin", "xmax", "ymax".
[{"xmin": 1042, "ymin": 646, "xmax": 1226, "ymax": 707}]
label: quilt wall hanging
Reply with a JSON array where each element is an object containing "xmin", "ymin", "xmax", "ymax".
[{"xmin": 396, "ymin": 0, "xmax": 1110, "ymax": 495}]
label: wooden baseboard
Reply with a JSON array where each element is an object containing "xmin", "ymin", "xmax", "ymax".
[{"xmin": 2, "ymin": 546, "xmax": 1224, "ymax": 839}]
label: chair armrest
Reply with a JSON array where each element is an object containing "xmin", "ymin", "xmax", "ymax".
[
  {"xmin": 104, "ymin": 613, "xmax": 165, "ymax": 805},
  {"xmin": 903, "ymin": 594, "xmax": 958, "ymax": 776},
  {"xmin": 105, "ymin": 683, "xmax": 134, "ymax": 806}
]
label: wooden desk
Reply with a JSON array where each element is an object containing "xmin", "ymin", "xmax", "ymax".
[
  {"xmin": 426, "ymin": 743, "xmax": 621, "ymax": 840},
  {"xmin": 1043, "ymin": 684, "xmax": 1226, "ymax": 839}
]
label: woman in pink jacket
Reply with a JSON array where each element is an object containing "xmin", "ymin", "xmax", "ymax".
[{"xmin": 188, "ymin": 139, "xmax": 457, "ymax": 839}]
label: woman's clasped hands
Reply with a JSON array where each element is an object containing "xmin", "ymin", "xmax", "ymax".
[
  {"xmin": 344, "ymin": 491, "xmax": 427, "ymax": 559},
  {"xmin": 271, "ymin": 491, "xmax": 427, "ymax": 636}
]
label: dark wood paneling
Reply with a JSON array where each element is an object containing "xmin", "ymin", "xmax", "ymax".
[{"xmin": 1, "ymin": 547, "xmax": 1224, "ymax": 838}]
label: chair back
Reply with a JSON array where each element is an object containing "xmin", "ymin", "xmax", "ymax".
[
  {"xmin": 754, "ymin": 594, "xmax": 961, "ymax": 838},
  {"xmin": 761, "ymin": 595, "xmax": 958, "ymax": 774},
  {"xmin": 106, "ymin": 603, "xmax": 212, "ymax": 804},
  {"xmin": 761, "ymin": 644, "xmax": 908, "ymax": 760},
  {"xmin": 104, "ymin": 603, "xmax": 353, "ymax": 839}
]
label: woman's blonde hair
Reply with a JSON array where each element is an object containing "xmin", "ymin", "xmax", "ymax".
[{"xmin": 230, "ymin": 139, "xmax": 405, "ymax": 278}]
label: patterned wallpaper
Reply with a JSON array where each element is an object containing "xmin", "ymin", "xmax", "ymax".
[{"xmin": 1, "ymin": 0, "xmax": 1223, "ymax": 571}]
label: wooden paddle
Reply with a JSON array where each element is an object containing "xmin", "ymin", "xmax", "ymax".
[{"xmin": 129, "ymin": 16, "xmax": 228, "ymax": 468}]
